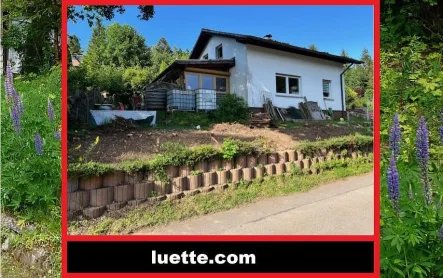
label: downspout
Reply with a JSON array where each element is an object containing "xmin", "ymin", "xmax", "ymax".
[{"xmin": 340, "ymin": 63, "xmax": 353, "ymax": 119}]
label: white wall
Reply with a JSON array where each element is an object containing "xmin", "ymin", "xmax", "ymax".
[
  {"xmin": 198, "ymin": 36, "xmax": 248, "ymax": 102},
  {"xmin": 246, "ymin": 45, "xmax": 345, "ymax": 110},
  {"xmin": 198, "ymin": 37, "xmax": 346, "ymax": 111}
]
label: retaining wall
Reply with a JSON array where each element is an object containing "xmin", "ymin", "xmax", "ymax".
[{"xmin": 68, "ymin": 146, "xmax": 373, "ymax": 220}]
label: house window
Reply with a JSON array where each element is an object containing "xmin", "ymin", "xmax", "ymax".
[
  {"xmin": 323, "ymin": 80, "xmax": 331, "ymax": 97},
  {"xmin": 203, "ymin": 54, "xmax": 208, "ymax": 59},
  {"xmin": 288, "ymin": 77, "xmax": 300, "ymax": 94},
  {"xmin": 215, "ymin": 44, "xmax": 223, "ymax": 59},
  {"xmin": 276, "ymin": 74, "xmax": 300, "ymax": 95},
  {"xmin": 185, "ymin": 72, "xmax": 229, "ymax": 93},
  {"xmin": 202, "ymin": 75, "xmax": 214, "ymax": 89},
  {"xmin": 216, "ymin": 77, "xmax": 227, "ymax": 92},
  {"xmin": 186, "ymin": 73, "xmax": 199, "ymax": 90},
  {"xmin": 276, "ymin": 76, "xmax": 286, "ymax": 94}
]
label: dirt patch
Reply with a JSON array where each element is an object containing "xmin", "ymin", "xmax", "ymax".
[{"xmin": 69, "ymin": 121, "xmax": 370, "ymax": 164}]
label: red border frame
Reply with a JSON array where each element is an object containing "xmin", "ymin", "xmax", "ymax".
[{"xmin": 62, "ymin": 1, "xmax": 380, "ymax": 277}]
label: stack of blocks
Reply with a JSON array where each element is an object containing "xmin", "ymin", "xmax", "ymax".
[{"xmin": 68, "ymin": 145, "xmax": 373, "ymax": 220}]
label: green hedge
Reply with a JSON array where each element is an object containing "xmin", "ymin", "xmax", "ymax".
[
  {"xmin": 69, "ymin": 135, "xmax": 373, "ymax": 178},
  {"xmin": 294, "ymin": 134, "xmax": 372, "ymax": 156}
]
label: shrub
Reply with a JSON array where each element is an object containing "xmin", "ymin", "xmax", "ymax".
[
  {"xmin": 211, "ymin": 93, "xmax": 250, "ymax": 123},
  {"xmin": 68, "ymin": 66, "xmax": 90, "ymax": 93},
  {"xmin": 86, "ymin": 65, "xmax": 125, "ymax": 94},
  {"xmin": 221, "ymin": 138, "xmax": 239, "ymax": 160},
  {"xmin": 122, "ymin": 67, "xmax": 153, "ymax": 92},
  {"xmin": 294, "ymin": 134, "xmax": 373, "ymax": 156}
]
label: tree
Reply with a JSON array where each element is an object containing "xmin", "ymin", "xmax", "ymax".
[
  {"xmin": 68, "ymin": 34, "xmax": 82, "ymax": 55},
  {"xmin": 82, "ymin": 18, "xmax": 107, "ymax": 72},
  {"xmin": 344, "ymin": 48, "xmax": 374, "ymax": 108},
  {"xmin": 105, "ymin": 23, "xmax": 151, "ymax": 68},
  {"xmin": 150, "ymin": 37, "xmax": 174, "ymax": 76},
  {"xmin": 340, "ymin": 49, "xmax": 348, "ymax": 57},
  {"xmin": 2, "ymin": 0, "xmax": 61, "ymax": 72},
  {"xmin": 308, "ymin": 44, "xmax": 318, "ymax": 51},
  {"xmin": 1, "ymin": 4, "xmax": 156, "ymax": 74},
  {"xmin": 68, "ymin": 5, "xmax": 155, "ymax": 26},
  {"xmin": 82, "ymin": 21, "xmax": 150, "ymax": 69}
]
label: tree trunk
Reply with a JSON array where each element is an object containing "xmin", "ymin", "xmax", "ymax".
[{"xmin": 54, "ymin": 28, "xmax": 61, "ymax": 64}]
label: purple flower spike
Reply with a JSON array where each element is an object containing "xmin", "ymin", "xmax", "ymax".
[
  {"xmin": 416, "ymin": 116, "xmax": 429, "ymax": 168},
  {"xmin": 440, "ymin": 224, "xmax": 443, "ymax": 241},
  {"xmin": 416, "ymin": 116, "xmax": 432, "ymax": 205},
  {"xmin": 34, "ymin": 133, "xmax": 43, "ymax": 155},
  {"xmin": 387, "ymin": 155, "xmax": 400, "ymax": 214},
  {"xmin": 4, "ymin": 61, "xmax": 14, "ymax": 100},
  {"xmin": 47, "ymin": 99, "xmax": 55, "ymax": 121},
  {"xmin": 389, "ymin": 113, "xmax": 401, "ymax": 158},
  {"xmin": 12, "ymin": 89, "xmax": 24, "ymax": 116},
  {"xmin": 440, "ymin": 111, "xmax": 443, "ymax": 143},
  {"xmin": 10, "ymin": 106, "xmax": 21, "ymax": 135}
]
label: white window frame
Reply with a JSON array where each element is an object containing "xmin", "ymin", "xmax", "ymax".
[
  {"xmin": 275, "ymin": 73, "xmax": 301, "ymax": 96},
  {"xmin": 322, "ymin": 79, "xmax": 331, "ymax": 98},
  {"xmin": 215, "ymin": 44, "xmax": 223, "ymax": 59}
]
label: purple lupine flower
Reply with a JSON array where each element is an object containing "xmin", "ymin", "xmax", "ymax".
[
  {"xmin": 34, "ymin": 133, "xmax": 43, "ymax": 155},
  {"xmin": 4, "ymin": 61, "xmax": 14, "ymax": 100},
  {"xmin": 416, "ymin": 116, "xmax": 432, "ymax": 205},
  {"xmin": 416, "ymin": 116, "xmax": 429, "ymax": 168},
  {"xmin": 389, "ymin": 112, "xmax": 401, "ymax": 158},
  {"xmin": 55, "ymin": 129, "xmax": 61, "ymax": 140},
  {"xmin": 387, "ymin": 155, "xmax": 400, "ymax": 214},
  {"xmin": 47, "ymin": 99, "xmax": 54, "ymax": 121},
  {"xmin": 408, "ymin": 185, "xmax": 414, "ymax": 200},
  {"xmin": 10, "ymin": 105, "xmax": 21, "ymax": 135},
  {"xmin": 11, "ymin": 88, "xmax": 24, "ymax": 116},
  {"xmin": 440, "ymin": 111, "xmax": 443, "ymax": 143}
]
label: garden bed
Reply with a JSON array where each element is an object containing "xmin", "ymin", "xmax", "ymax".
[{"xmin": 69, "ymin": 121, "xmax": 371, "ymax": 163}]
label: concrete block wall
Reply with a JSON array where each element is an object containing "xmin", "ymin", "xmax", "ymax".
[{"xmin": 68, "ymin": 145, "xmax": 373, "ymax": 220}]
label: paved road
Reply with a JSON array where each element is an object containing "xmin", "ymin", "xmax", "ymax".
[{"xmin": 134, "ymin": 172, "xmax": 374, "ymax": 235}]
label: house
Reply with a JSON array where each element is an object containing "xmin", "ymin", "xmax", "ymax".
[
  {"xmin": 152, "ymin": 29, "xmax": 364, "ymax": 118},
  {"xmin": 71, "ymin": 55, "xmax": 83, "ymax": 67},
  {"xmin": 1, "ymin": 18, "xmax": 25, "ymax": 75}
]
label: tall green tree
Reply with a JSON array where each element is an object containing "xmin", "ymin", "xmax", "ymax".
[
  {"xmin": 82, "ymin": 18, "xmax": 107, "ymax": 71},
  {"xmin": 105, "ymin": 23, "xmax": 151, "ymax": 68},
  {"xmin": 82, "ymin": 21, "xmax": 150, "ymax": 69},
  {"xmin": 68, "ymin": 34, "xmax": 82, "ymax": 55},
  {"xmin": 2, "ymin": 0, "xmax": 61, "ymax": 73},
  {"xmin": 150, "ymin": 37, "xmax": 173, "ymax": 75}
]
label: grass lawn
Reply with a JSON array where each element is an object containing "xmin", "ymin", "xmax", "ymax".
[{"xmin": 69, "ymin": 161, "xmax": 373, "ymax": 235}]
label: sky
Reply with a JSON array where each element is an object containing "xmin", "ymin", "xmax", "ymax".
[{"xmin": 68, "ymin": 5, "xmax": 374, "ymax": 60}]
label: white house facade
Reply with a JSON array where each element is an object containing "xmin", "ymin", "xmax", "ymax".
[{"xmin": 152, "ymin": 29, "xmax": 363, "ymax": 117}]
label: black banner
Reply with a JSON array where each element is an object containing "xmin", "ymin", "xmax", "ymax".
[{"xmin": 67, "ymin": 241, "xmax": 374, "ymax": 273}]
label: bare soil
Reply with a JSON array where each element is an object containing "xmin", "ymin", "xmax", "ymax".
[{"xmin": 68, "ymin": 122, "xmax": 371, "ymax": 164}]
